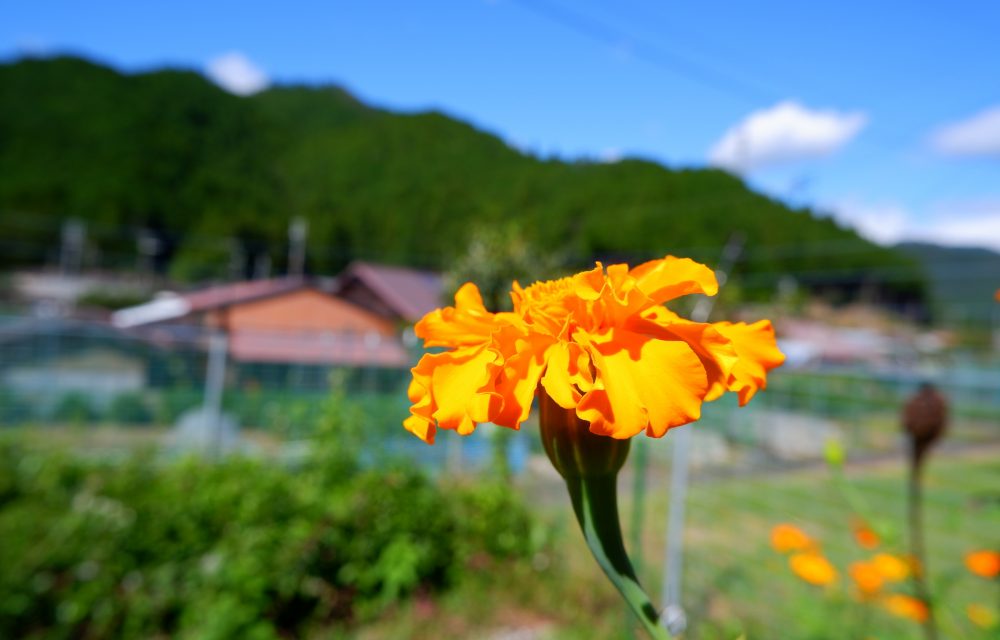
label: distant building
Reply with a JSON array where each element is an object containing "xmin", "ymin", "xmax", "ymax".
[
  {"xmin": 333, "ymin": 261, "xmax": 443, "ymax": 324},
  {"xmin": 112, "ymin": 277, "xmax": 410, "ymax": 369},
  {"xmin": 777, "ymin": 318, "xmax": 933, "ymax": 369}
]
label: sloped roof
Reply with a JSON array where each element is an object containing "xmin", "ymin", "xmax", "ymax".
[
  {"xmin": 182, "ymin": 277, "xmax": 306, "ymax": 312},
  {"xmin": 113, "ymin": 277, "xmax": 306, "ymax": 328},
  {"xmin": 335, "ymin": 262, "xmax": 442, "ymax": 323}
]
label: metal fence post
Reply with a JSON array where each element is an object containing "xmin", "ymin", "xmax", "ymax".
[
  {"xmin": 659, "ymin": 235, "xmax": 743, "ymax": 634},
  {"xmin": 203, "ymin": 330, "xmax": 228, "ymax": 458}
]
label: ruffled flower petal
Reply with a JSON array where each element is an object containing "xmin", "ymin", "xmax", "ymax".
[
  {"xmin": 576, "ymin": 327, "xmax": 708, "ymax": 438},
  {"xmin": 540, "ymin": 340, "xmax": 593, "ymax": 409},
  {"xmin": 403, "ymin": 376, "xmax": 438, "ymax": 443},
  {"xmin": 713, "ymin": 319, "xmax": 785, "ymax": 405},
  {"xmin": 629, "ymin": 256, "xmax": 719, "ymax": 304},
  {"xmin": 404, "ymin": 345, "xmax": 503, "ymax": 441},
  {"xmin": 632, "ymin": 311, "xmax": 739, "ymax": 402},
  {"xmin": 490, "ymin": 331, "xmax": 554, "ymax": 428},
  {"xmin": 415, "ymin": 282, "xmax": 499, "ymax": 348}
]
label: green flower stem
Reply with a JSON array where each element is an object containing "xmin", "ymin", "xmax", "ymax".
[
  {"xmin": 538, "ymin": 392, "xmax": 671, "ymax": 640},
  {"xmin": 564, "ymin": 472, "xmax": 671, "ymax": 640},
  {"xmin": 908, "ymin": 453, "xmax": 939, "ymax": 640}
]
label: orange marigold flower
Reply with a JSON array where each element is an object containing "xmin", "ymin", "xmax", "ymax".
[
  {"xmin": 967, "ymin": 603, "xmax": 998, "ymax": 630},
  {"xmin": 871, "ymin": 553, "xmax": 909, "ymax": 582},
  {"xmin": 882, "ymin": 594, "xmax": 929, "ymax": 623},
  {"xmin": 403, "ymin": 257, "xmax": 784, "ymax": 443},
  {"xmin": 790, "ymin": 552, "xmax": 838, "ymax": 586},
  {"xmin": 965, "ymin": 550, "xmax": 1000, "ymax": 579},
  {"xmin": 849, "ymin": 561, "xmax": 884, "ymax": 596},
  {"xmin": 851, "ymin": 518, "xmax": 880, "ymax": 549},
  {"xmin": 771, "ymin": 524, "xmax": 815, "ymax": 553}
]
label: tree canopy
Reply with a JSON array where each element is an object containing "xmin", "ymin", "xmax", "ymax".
[{"xmin": 0, "ymin": 56, "xmax": 924, "ymax": 306}]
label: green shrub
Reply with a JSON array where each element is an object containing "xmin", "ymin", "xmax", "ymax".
[
  {"xmin": 154, "ymin": 389, "xmax": 202, "ymax": 425},
  {"xmin": 454, "ymin": 481, "xmax": 539, "ymax": 560},
  {"xmin": 77, "ymin": 290, "xmax": 150, "ymax": 311},
  {"xmin": 108, "ymin": 392, "xmax": 154, "ymax": 425},
  {"xmin": 0, "ymin": 387, "xmax": 33, "ymax": 426},
  {"xmin": 0, "ymin": 419, "xmax": 540, "ymax": 638},
  {"xmin": 51, "ymin": 392, "xmax": 98, "ymax": 425}
]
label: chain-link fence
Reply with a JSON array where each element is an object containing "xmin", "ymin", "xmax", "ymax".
[{"xmin": 2, "ymin": 311, "xmax": 997, "ymax": 462}]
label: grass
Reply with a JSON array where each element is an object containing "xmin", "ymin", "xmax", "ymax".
[
  {"xmin": 358, "ymin": 443, "xmax": 1000, "ymax": 639},
  {"xmin": 661, "ymin": 450, "xmax": 999, "ymax": 639}
]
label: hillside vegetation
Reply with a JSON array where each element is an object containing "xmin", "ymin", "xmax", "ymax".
[
  {"xmin": 896, "ymin": 242, "xmax": 1000, "ymax": 330},
  {"xmin": 0, "ymin": 56, "xmax": 922, "ymax": 303}
]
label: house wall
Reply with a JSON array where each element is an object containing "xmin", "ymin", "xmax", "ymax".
[{"xmin": 217, "ymin": 289, "xmax": 395, "ymax": 336}]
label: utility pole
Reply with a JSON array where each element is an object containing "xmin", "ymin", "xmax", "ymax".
[
  {"xmin": 60, "ymin": 219, "xmax": 85, "ymax": 276},
  {"xmin": 288, "ymin": 217, "xmax": 308, "ymax": 277},
  {"xmin": 228, "ymin": 239, "xmax": 246, "ymax": 281},
  {"xmin": 203, "ymin": 330, "xmax": 228, "ymax": 459},
  {"xmin": 253, "ymin": 253, "xmax": 272, "ymax": 280},
  {"xmin": 136, "ymin": 229, "xmax": 161, "ymax": 283}
]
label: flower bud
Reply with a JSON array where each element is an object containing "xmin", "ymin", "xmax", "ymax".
[{"xmin": 538, "ymin": 390, "xmax": 630, "ymax": 478}]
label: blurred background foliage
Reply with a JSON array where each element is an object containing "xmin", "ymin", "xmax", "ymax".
[{"xmin": 0, "ymin": 391, "xmax": 547, "ymax": 639}]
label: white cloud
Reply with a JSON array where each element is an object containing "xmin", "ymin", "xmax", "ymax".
[
  {"xmin": 14, "ymin": 35, "xmax": 50, "ymax": 56},
  {"xmin": 828, "ymin": 199, "xmax": 910, "ymax": 245},
  {"xmin": 828, "ymin": 198, "xmax": 1000, "ymax": 252},
  {"xmin": 910, "ymin": 199, "xmax": 1000, "ymax": 251},
  {"xmin": 930, "ymin": 106, "xmax": 1000, "ymax": 158},
  {"xmin": 205, "ymin": 52, "xmax": 269, "ymax": 96},
  {"xmin": 709, "ymin": 101, "xmax": 867, "ymax": 173},
  {"xmin": 599, "ymin": 147, "xmax": 623, "ymax": 163}
]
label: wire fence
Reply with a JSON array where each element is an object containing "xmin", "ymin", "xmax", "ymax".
[{"xmin": 2, "ymin": 312, "xmax": 996, "ymax": 461}]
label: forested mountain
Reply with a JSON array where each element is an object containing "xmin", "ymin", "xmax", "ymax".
[
  {"xmin": 0, "ymin": 56, "xmax": 923, "ymax": 304},
  {"xmin": 896, "ymin": 242, "xmax": 1000, "ymax": 329}
]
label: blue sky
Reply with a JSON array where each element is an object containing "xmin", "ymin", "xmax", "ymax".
[{"xmin": 4, "ymin": 0, "xmax": 1000, "ymax": 249}]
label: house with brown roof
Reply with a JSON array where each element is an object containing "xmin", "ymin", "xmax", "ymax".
[
  {"xmin": 112, "ymin": 277, "xmax": 410, "ymax": 369},
  {"xmin": 333, "ymin": 261, "xmax": 443, "ymax": 324}
]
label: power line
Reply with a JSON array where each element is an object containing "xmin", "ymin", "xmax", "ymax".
[
  {"xmin": 507, "ymin": 0, "xmax": 776, "ymax": 105},
  {"xmin": 507, "ymin": 0, "xmax": 923, "ymax": 160}
]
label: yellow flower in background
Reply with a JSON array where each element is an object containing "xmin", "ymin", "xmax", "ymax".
[
  {"xmin": 871, "ymin": 553, "xmax": 909, "ymax": 582},
  {"xmin": 967, "ymin": 603, "xmax": 998, "ymax": 630},
  {"xmin": 849, "ymin": 561, "xmax": 884, "ymax": 597},
  {"xmin": 770, "ymin": 524, "xmax": 815, "ymax": 553},
  {"xmin": 851, "ymin": 518, "xmax": 880, "ymax": 550},
  {"xmin": 965, "ymin": 550, "xmax": 1000, "ymax": 579},
  {"xmin": 404, "ymin": 256, "xmax": 784, "ymax": 443},
  {"xmin": 845, "ymin": 553, "xmax": 911, "ymax": 600},
  {"xmin": 882, "ymin": 594, "xmax": 929, "ymax": 623},
  {"xmin": 790, "ymin": 552, "xmax": 838, "ymax": 586}
]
